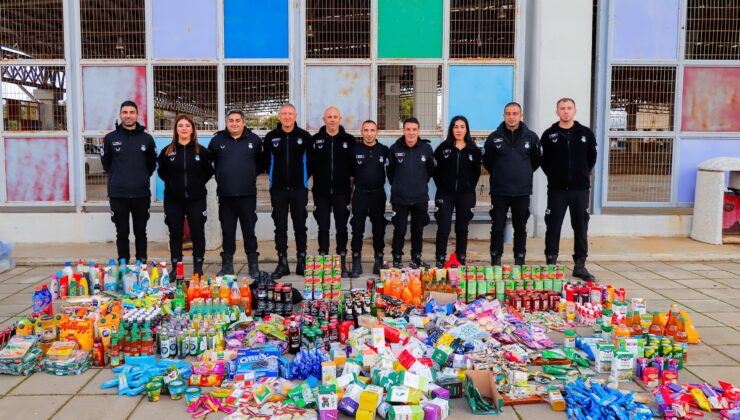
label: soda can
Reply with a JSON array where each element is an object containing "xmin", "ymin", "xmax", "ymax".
[
  {"xmin": 506, "ymin": 280, "xmax": 515, "ymax": 292},
  {"xmin": 496, "ymin": 293, "xmax": 506, "ymax": 302},
  {"xmin": 303, "ymin": 285, "xmax": 314, "ymax": 301},
  {"xmin": 652, "ymin": 357, "xmax": 664, "ymax": 375},
  {"xmin": 673, "ymin": 345, "xmax": 684, "ymax": 369},
  {"xmin": 493, "ymin": 265, "xmax": 503, "ymax": 281},
  {"xmin": 556, "ymin": 264, "xmax": 566, "ymax": 279},
  {"xmin": 512, "ymin": 265, "xmax": 521, "ymax": 280},
  {"xmin": 547, "ymin": 265, "xmax": 556, "ymax": 279},
  {"xmin": 661, "ymin": 344, "xmax": 672, "ymax": 358},
  {"xmin": 521, "ymin": 265, "xmax": 531, "ymax": 280},
  {"xmin": 313, "ymin": 283, "xmax": 324, "ymax": 300},
  {"xmin": 484, "ymin": 266, "xmax": 494, "ymax": 280},
  {"xmin": 486, "ymin": 280, "xmax": 496, "ymax": 294},
  {"xmin": 532, "ymin": 265, "xmax": 541, "ymax": 281},
  {"xmin": 644, "ymin": 346, "xmax": 655, "ymax": 359},
  {"xmin": 502, "ymin": 265, "xmax": 512, "ymax": 279}
]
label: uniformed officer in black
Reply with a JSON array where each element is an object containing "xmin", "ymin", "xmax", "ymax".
[
  {"xmin": 540, "ymin": 98, "xmax": 597, "ymax": 281},
  {"xmin": 483, "ymin": 102, "xmax": 540, "ymax": 266},
  {"xmin": 208, "ymin": 110, "xmax": 264, "ymax": 277},
  {"xmin": 308, "ymin": 107, "xmax": 355, "ymax": 277},
  {"xmin": 157, "ymin": 115, "xmax": 213, "ymax": 276},
  {"xmin": 433, "ymin": 116, "xmax": 481, "ymax": 268},
  {"xmin": 387, "ymin": 117, "xmax": 435, "ymax": 269},
  {"xmin": 349, "ymin": 120, "xmax": 389, "ymax": 277},
  {"xmin": 101, "ymin": 100, "xmax": 156, "ymax": 264},
  {"xmin": 263, "ymin": 103, "xmax": 312, "ymax": 279}
]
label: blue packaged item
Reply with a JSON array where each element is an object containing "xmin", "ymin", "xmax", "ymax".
[{"xmin": 235, "ymin": 345, "xmax": 280, "ymax": 380}]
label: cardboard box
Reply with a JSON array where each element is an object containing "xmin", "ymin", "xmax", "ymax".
[
  {"xmin": 595, "ymin": 343, "xmax": 615, "ymax": 374},
  {"xmin": 464, "ymin": 370, "xmax": 503, "ymax": 411},
  {"xmin": 610, "ymin": 351, "xmax": 634, "ymax": 382}
]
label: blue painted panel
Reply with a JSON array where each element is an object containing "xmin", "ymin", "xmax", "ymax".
[
  {"xmin": 225, "ymin": 0, "xmax": 289, "ymax": 58},
  {"xmin": 677, "ymin": 138, "xmax": 740, "ymax": 203},
  {"xmin": 154, "ymin": 136, "xmax": 212, "ymax": 201},
  {"xmin": 612, "ymin": 0, "xmax": 680, "ymax": 60},
  {"xmin": 152, "ymin": 0, "xmax": 217, "ymax": 59},
  {"xmin": 448, "ymin": 66, "xmax": 514, "ymax": 131}
]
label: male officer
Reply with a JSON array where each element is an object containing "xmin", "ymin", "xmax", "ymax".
[
  {"xmin": 263, "ymin": 104, "xmax": 312, "ymax": 279},
  {"xmin": 308, "ymin": 107, "xmax": 355, "ymax": 277},
  {"xmin": 208, "ymin": 110, "xmax": 263, "ymax": 277},
  {"xmin": 101, "ymin": 100, "xmax": 156, "ymax": 264},
  {"xmin": 387, "ymin": 117, "xmax": 434, "ymax": 269},
  {"xmin": 540, "ymin": 98, "xmax": 597, "ymax": 281},
  {"xmin": 349, "ymin": 120, "xmax": 389, "ymax": 276},
  {"xmin": 483, "ymin": 102, "xmax": 540, "ymax": 266}
]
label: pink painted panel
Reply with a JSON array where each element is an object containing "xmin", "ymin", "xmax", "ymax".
[
  {"xmin": 5, "ymin": 138, "xmax": 69, "ymax": 201},
  {"xmin": 682, "ymin": 67, "xmax": 740, "ymax": 132},
  {"xmin": 82, "ymin": 66, "xmax": 148, "ymax": 131}
]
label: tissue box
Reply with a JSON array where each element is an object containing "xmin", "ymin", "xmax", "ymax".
[
  {"xmin": 356, "ymin": 408, "xmax": 375, "ymax": 420},
  {"xmin": 387, "ymin": 405, "xmax": 424, "ymax": 420},
  {"xmin": 359, "ymin": 384, "xmax": 384, "ymax": 411},
  {"xmin": 386, "ymin": 385, "xmax": 422, "ymax": 404},
  {"xmin": 338, "ymin": 381, "xmax": 365, "ymax": 416},
  {"xmin": 322, "ymin": 361, "xmax": 337, "ymax": 384},
  {"xmin": 390, "ymin": 371, "xmax": 429, "ymax": 392},
  {"xmin": 428, "ymin": 383, "xmax": 450, "ymax": 400}
]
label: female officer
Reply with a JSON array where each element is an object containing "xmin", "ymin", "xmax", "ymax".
[
  {"xmin": 432, "ymin": 116, "xmax": 482, "ymax": 267},
  {"xmin": 157, "ymin": 115, "xmax": 213, "ymax": 276}
]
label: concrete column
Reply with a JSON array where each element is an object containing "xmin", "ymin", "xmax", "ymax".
[
  {"xmin": 524, "ymin": 0, "xmax": 594, "ymax": 238},
  {"xmin": 34, "ymin": 89, "xmax": 56, "ymax": 130},
  {"xmin": 205, "ymin": 179, "xmax": 221, "ymax": 251},
  {"xmin": 413, "ymin": 66, "xmax": 438, "ymax": 130}
]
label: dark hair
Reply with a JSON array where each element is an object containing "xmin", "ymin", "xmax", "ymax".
[
  {"xmin": 445, "ymin": 116, "xmax": 473, "ymax": 146},
  {"xmin": 557, "ymin": 97, "xmax": 576, "ymax": 107},
  {"xmin": 165, "ymin": 115, "xmax": 200, "ymax": 155},
  {"xmin": 504, "ymin": 102, "xmax": 522, "ymax": 112},
  {"xmin": 226, "ymin": 109, "xmax": 246, "ymax": 120},
  {"xmin": 120, "ymin": 100, "xmax": 138, "ymax": 111},
  {"xmin": 402, "ymin": 117, "xmax": 420, "ymax": 128},
  {"xmin": 361, "ymin": 119, "xmax": 377, "ymax": 127}
]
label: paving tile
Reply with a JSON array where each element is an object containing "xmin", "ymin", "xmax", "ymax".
[
  {"xmin": 0, "ymin": 282, "xmax": 33, "ymax": 294},
  {"xmin": 0, "ymin": 304, "xmax": 31, "ymax": 317},
  {"xmin": 683, "ymin": 312, "xmax": 724, "ymax": 327},
  {"xmin": 654, "ymin": 288, "xmax": 708, "ymax": 300},
  {"xmin": 675, "ymin": 279, "xmax": 730, "ymax": 289},
  {"xmin": 633, "ymin": 262, "xmax": 674, "ymax": 270},
  {"xmin": 0, "ymin": 316, "xmax": 21, "ymax": 328},
  {"xmin": 707, "ymin": 262, "xmax": 740, "ymax": 270},
  {"xmin": 653, "ymin": 270, "xmax": 701, "ymax": 280},
  {"xmin": 684, "ymin": 343, "xmax": 738, "ymax": 365},
  {"xmin": 699, "ymin": 287, "xmax": 739, "ymax": 300},
  {"xmin": 697, "ymin": 270, "xmax": 740, "ymax": 279},
  {"xmin": 686, "ymin": 366, "xmax": 740, "ymax": 385},
  {"xmin": 671, "ymin": 263, "xmax": 718, "ymax": 271},
  {"xmin": 78, "ymin": 369, "xmax": 119, "ymax": 395},
  {"xmin": 0, "ymin": 293, "xmax": 33, "ymax": 306},
  {"xmin": 722, "ymin": 298, "xmax": 740, "ymax": 308},
  {"xmin": 713, "ymin": 345, "xmax": 740, "ymax": 362},
  {"xmin": 0, "ymin": 266, "xmax": 32, "ymax": 282},
  {"xmin": 641, "ymin": 279, "xmax": 686, "ymax": 289},
  {"xmin": 0, "ymin": 395, "xmax": 71, "ymax": 419},
  {"xmin": 11, "ymin": 368, "xmax": 97, "ymax": 395},
  {"xmin": 676, "ymin": 368, "xmax": 705, "ymax": 385},
  {"xmin": 599, "ymin": 262, "xmax": 640, "ymax": 271},
  {"xmin": 626, "ymin": 288, "xmax": 665, "ymax": 301},
  {"xmin": 514, "ymin": 402, "xmax": 567, "ymax": 419},
  {"xmin": 697, "ymin": 327, "xmax": 740, "ymax": 346},
  {"xmin": 676, "ymin": 299, "xmax": 738, "ymax": 313},
  {"xmin": 0, "ymin": 373, "xmax": 27, "ymax": 395},
  {"xmin": 129, "ymin": 395, "xmax": 214, "ymax": 419},
  {"xmin": 714, "ymin": 277, "xmax": 740, "ymax": 288},
  {"xmin": 620, "ymin": 271, "xmax": 665, "ymax": 281},
  {"xmin": 646, "ymin": 300, "xmax": 681, "ymax": 313},
  {"xmin": 704, "ymin": 312, "xmax": 740, "ymax": 327},
  {"xmin": 53, "ymin": 395, "xmax": 142, "ymax": 420},
  {"xmin": 603, "ymin": 278, "xmax": 644, "ymax": 290}
]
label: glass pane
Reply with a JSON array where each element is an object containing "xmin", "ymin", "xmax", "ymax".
[
  {"xmin": 5, "ymin": 137, "xmax": 69, "ymax": 201},
  {"xmin": 84, "ymin": 137, "xmax": 108, "ymax": 202},
  {"xmin": 377, "ymin": 65, "xmax": 441, "ymax": 130},
  {"xmin": 2, "ymin": 65, "xmax": 67, "ymax": 131},
  {"xmin": 153, "ymin": 66, "xmax": 217, "ymax": 131},
  {"xmin": 607, "ymin": 137, "xmax": 673, "ymax": 202}
]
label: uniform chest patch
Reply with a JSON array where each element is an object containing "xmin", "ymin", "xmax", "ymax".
[
  {"xmin": 272, "ymin": 138, "xmax": 280, "ymax": 148},
  {"xmin": 140, "ymin": 145, "xmax": 146, "ymax": 152},
  {"xmin": 524, "ymin": 142, "xmax": 530, "ymax": 149},
  {"xmin": 342, "ymin": 142, "xmax": 348, "ymax": 149},
  {"xmin": 315, "ymin": 139, "xmax": 324, "ymax": 149},
  {"xmin": 442, "ymin": 149, "xmax": 451, "ymax": 159},
  {"xmin": 468, "ymin": 154, "xmax": 473, "ymax": 161},
  {"xmin": 581, "ymin": 136, "xmax": 586, "ymax": 143},
  {"xmin": 248, "ymin": 142, "xmax": 253, "ymax": 148},
  {"xmin": 297, "ymin": 138, "xmax": 303, "ymax": 145},
  {"xmin": 421, "ymin": 155, "xmax": 426, "ymax": 162},
  {"xmin": 195, "ymin": 155, "xmax": 200, "ymax": 161}
]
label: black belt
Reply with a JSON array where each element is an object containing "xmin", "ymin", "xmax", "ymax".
[{"xmin": 355, "ymin": 187, "xmax": 384, "ymax": 194}]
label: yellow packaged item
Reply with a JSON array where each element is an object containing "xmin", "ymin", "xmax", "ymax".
[{"xmin": 59, "ymin": 317, "xmax": 94, "ymax": 350}]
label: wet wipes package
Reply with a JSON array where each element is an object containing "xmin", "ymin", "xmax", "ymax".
[{"xmin": 234, "ymin": 345, "xmax": 280, "ymax": 380}]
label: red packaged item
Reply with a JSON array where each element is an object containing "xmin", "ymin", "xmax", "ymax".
[
  {"xmin": 661, "ymin": 370, "xmax": 678, "ymax": 386},
  {"xmin": 338, "ymin": 321, "xmax": 353, "ymax": 344},
  {"xmin": 642, "ymin": 366, "xmax": 660, "ymax": 388},
  {"xmin": 396, "ymin": 349, "xmax": 417, "ymax": 370}
]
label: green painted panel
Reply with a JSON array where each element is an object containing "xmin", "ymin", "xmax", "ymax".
[{"xmin": 378, "ymin": 0, "xmax": 443, "ymax": 58}]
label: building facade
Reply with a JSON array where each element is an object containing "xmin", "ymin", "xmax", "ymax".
[{"xmin": 0, "ymin": 0, "xmax": 738, "ymax": 244}]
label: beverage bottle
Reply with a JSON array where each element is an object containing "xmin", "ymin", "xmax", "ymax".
[
  {"xmin": 614, "ymin": 321, "xmax": 630, "ymax": 347},
  {"xmin": 665, "ymin": 311, "xmax": 679, "ymax": 338},
  {"xmin": 109, "ymin": 338, "xmax": 121, "ymax": 367},
  {"xmin": 176, "ymin": 262, "xmax": 185, "ymax": 287},
  {"xmin": 211, "ymin": 283, "xmax": 220, "ymax": 300},
  {"xmin": 409, "ymin": 275, "xmax": 422, "ymax": 306},
  {"xmin": 117, "ymin": 258, "xmax": 127, "ymax": 291},
  {"xmin": 675, "ymin": 317, "xmax": 689, "ymax": 363},
  {"xmin": 108, "ymin": 259, "xmax": 118, "ymax": 287},
  {"xmin": 288, "ymin": 321, "xmax": 300, "ymax": 354},
  {"xmin": 177, "ymin": 334, "xmax": 187, "ymax": 359},
  {"xmin": 631, "ymin": 312, "xmax": 644, "ymax": 337},
  {"xmin": 625, "ymin": 311, "xmax": 634, "ymax": 334},
  {"xmin": 188, "ymin": 330, "xmax": 197, "ymax": 356},
  {"xmin": 93, "ymin": 334, "xmax": 105, "ymax": 367},
  {"xmin": 159, "ymin": 329, "xmax": 170, "ymax": 358},
  {"xmin": 223, "ymin": 281, "xmax": 233, "ymax": 303},
  {"xmin": 648, "ymin": 312, "xmax": 663, "ymax": 335},
  {"xmin": 240, "ymin": 279, "xmax": 252, "ymax": 315},
  {"xmin": 144, "ymin": 333, "xmax": 154, "ymax": 356}
]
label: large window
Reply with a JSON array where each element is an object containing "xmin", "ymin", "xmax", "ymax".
[
  {"xmin": 449, "ymin": 0, "xmax": 516, "ymax": 59},
  {"xmin": 79, "ymin": 0, "xmax": 146, "ymax": 59},
  {"xmin": 153, "ymin": 66, "xmax": 218, "ymax": 131}
]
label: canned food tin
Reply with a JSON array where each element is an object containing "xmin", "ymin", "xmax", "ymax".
[
  {"xmin": 484, "ymin": 266, "xmax": 494, "ymax": 280},
  {"xmin": 512, "ymin": 265, "xmax": 521, "ymax": 280},
  {"xmin": 494, "ymin": 266, "xmax": 503, "ymax": 281},
  {"xmin": 521, "ymin": 265, "xmax": 531, "ymax": 280},
  {"xmin": 502, "ymin": 265, "xmax": 512, "ymax": 279},
  {"xmin": 532, "ymin": 265, "xmax": 541, "ymax": 281},
  {"xmin": 547, "ymin": 265, "xmax": 557, "ymax": 279}
]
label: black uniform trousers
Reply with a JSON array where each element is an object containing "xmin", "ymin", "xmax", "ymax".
[
  {"xmin": 350, "ymin": 189, "xmax": 387, "ymax": 255},
  {"xmin": 544, "ymin": 189, "xmax": 590, "ymax": 260},
  {"xmin": 391, "ymin": 201, "xmax": 428, "ymax": 257},
  {"xmin": 270, "ymin": 188, "xmax": 308, "ymax": 255},
  {"xmin": 109, "ymin": 197, "xmax": 150, "ymax": 263},
  {"xmin": 313, "ymin": 194, "xmax": 350, "ymax": 255},
  {"xmin": 490, "ymin": 195, "xmax": 530, "ymax": 257},
  {"xmin": 164, "ymin": 197, "xmax": 207, "ymax": 260},
  {"xmin": 218, "ymin": 196, "xmax": 258, "ymax": 256},
  {"xmin": 434, "ymin": 192, "xmax": 476, "ymax": 258}
]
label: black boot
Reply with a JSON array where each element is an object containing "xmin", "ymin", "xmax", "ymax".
[
  {"xmin": 271, "ymin": 253, "xmax": 290, "ymax": 279},
  {"xmin": 247, "ymin": 252, "xmax": 260, "ymax": 278},
  {"xmin": 295, "ymin": 252, "xmax": 306, "ymax": 276},
  {"xmin": 491, "ymin": 253, "xmax": 502, "ymax": 266},
  {"xmin": 410, "ymin": 254, "xmax": 424, "ymax": 269},
  {"xmin": 573, "ymin": 257, "xmax": 596, "ymax": 282},
  {"xmin": 458, "ymin": 254, "xmax": 466, "ymax": 266},
  {"xmin": 372, "ymin": 253, "xmax": 384, "ymax": 275},
  {"xmin": 546, "ymin": 254, "xmax": 558, "ymax": 265},
  {"xmin": 392, "ymin": 254, "xmax": 403, "ymax": 269},
  {"xmin": 350, "ymin": 252, "xmax": 363, "ymax": 278},
  {"xmin": 217, "ymin": 253, "xmax": 234, "ymax": 276},
  {"xmin": 340, "ymin": 253, "xmax": 351, "ymax": 278},
  {"xmin": 514, "ymin": 253, "xmax": 525, "ymax": 266},
  {"xmin": 193, "ymin": 257, "xmax": 204, "ymax": 277},
  {"xmin": 435, "ymin": 255, "xmax": 446, "ymax": 269}
]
